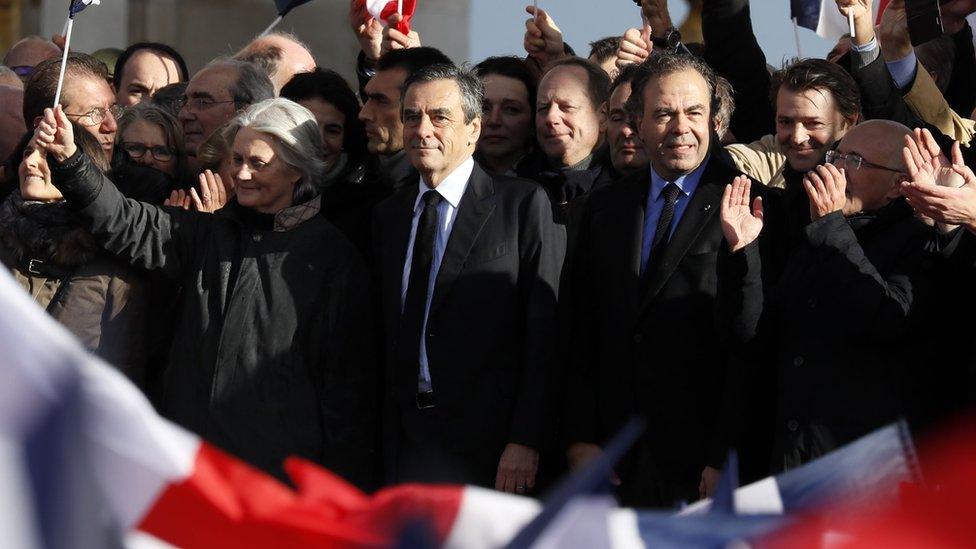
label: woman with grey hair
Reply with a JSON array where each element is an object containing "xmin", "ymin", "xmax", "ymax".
[
  {"xmin": 115, "ymin": 102, "xmax": 187, "ymax": 181},
  {"xmin": 32, "ymin": 98, "xmax": 379, "ymax": 488}
]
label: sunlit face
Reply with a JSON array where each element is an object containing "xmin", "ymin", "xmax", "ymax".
[
  {"xmin": 231, "ymin": 127, "xmax": 302, "ymax": 214},
  {"xmin": 115, "ymin": 50, "xmax": 182, "ymax": 107},
  {"xmin": 536, "ymin": 65, "xmax": 605, "ymax": 167},
  {"xmin": 179, "ymin": 65, "xmax": 240, "ymax": 156},
  {"xmin": 832, "ymin": 125, "xmax": 907, "ymax": 216},
  {"xmin": 477, "ymin": 74, "xmax": 533, "ymax": 169},
  {"xmin": 19, "ymin": 144, "xmax": 61, "ymax": 201},
  {"xmin": 776, "ymin": 87, "xmax": 854, "ymax": 173},
  {"xmin": 62, "ymin": 75, "xmax": 118, "ymax": 161},
  {"xmin": 359, "ymin": 67, "xmax": 407, "ymax": 155},
  {"xmin": 298, "ymin": 97, "xmax": 345, "ymax": 170},
  {"xmin": 607, "ymin": 81, "xmax": 647, "ymax": 174},
  {"xmin": 637, "ymin": 69, "xmax": 712, "ymax": 181},
  {"xmin": 120, "ymin": 119, "xmax": 176, "ymax": 177},
  {"xmin": 402, "ymin": 79, "xmax": 481, "ymax": 184}
]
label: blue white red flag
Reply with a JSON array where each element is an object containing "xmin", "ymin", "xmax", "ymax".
[
  {"xmin": 790, "ymin": 0, "xmax": 880, "ymax": 41},
  {"xmin": 68, "ymin": 0, "xmax": 99, "ymax": 18},
  {"xmin": 364, "ymin": 0, "xmax": 417, "ymax": 34}
]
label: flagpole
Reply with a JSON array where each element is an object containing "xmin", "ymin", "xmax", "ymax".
[
  {"xmin": 53, "ymin": 17, "xmax": 73, "ymax": 108},
  {"xmin": 61, "ymin": 18, "xmax": 69, "ymax": 37},
  {"xmin": 847, "ymin": 10, "xmax": 856, "ymax": 39},
  {"xmin": 397, "ymin": 0, "xmax": 402, "ymax": 16},
  {"xmin": 792, "ymin": 17, "xmax": 803, "ymax": 58},
  {"xmin": 260, "ymin": 15, "xmax": 283, "ymax": 37}
]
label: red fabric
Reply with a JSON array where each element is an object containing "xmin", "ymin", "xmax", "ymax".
[
  {"xmin": 357, "ymin": 0, "xmax": 416, "ymax": 34},
  {"xmin": 875, "ymin": 0, "xmax": 891, "ymax": 25},
  {"xmin": 137, "ymin": 443, "xmax": 464, "ymax": 548}
]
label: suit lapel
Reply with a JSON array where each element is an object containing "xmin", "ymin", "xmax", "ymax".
[
  {"xmin": 384, "ymin": 183, "xmax": 419, "ymax": 326},
  {"xmin": 428, "ymin": 164, "xmax": 495, "ymax": 316},
  {"xmin": 639, "ymin": 157, "xmax": 727, "ymax": 311},
  {"xmin": 611, "ymin": 168, "xmax": 651, "ymax": 306}
]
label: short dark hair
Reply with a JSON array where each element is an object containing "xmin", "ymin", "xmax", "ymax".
[
  {"xmin": 588, "ymin": 36, "xmax": 620, "ymax": 64},
  {"xmin": 205, "ymin": 58, "xmax": 275, "ymax": 110},
  {"xmin": 113, "ymin": 42, "xmax": 189, "ymax": 91},
  {"xmin": 542, "ymin": 57, "xmax": 611, "ymax": 109},
  {"xmin": 474, "ymin": 56, "xmax": 538, "ymax": 119},
  {"xmin": 23, "ymin": 53, "xmax": 108, "ymax": 124},
  {"xmin": 401, "ymin": 63, "xmax": 484, "ymax": 124},
  {"xmin": 609, "ymin": 62, "xmax": 640, "ymax": 98},
  {"xmin": 770, "ymin": 58, "xmax": 861, "ymax": 122},
  {"xmin": 281, "ymin": 68, "xmax": 369, "ymax": 166},
  {"xmin": 625, "ymin": 52, "xmax": 718, "ymax": 123},
  {"xmin": 376, "ymin": 47, "xmax": 453, "ymax": 77}
]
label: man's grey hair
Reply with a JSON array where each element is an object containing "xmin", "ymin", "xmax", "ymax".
[
  {"xmin": 0, "ymin": 65, "xmax": 18, "ymax": 82},
  {"xmin": 400, "ymin": 63, "xmax": 484, "ymax": 124},
  {"xmin": 713, "ymin": 76, "xmax": 735, "ymax": 139},
  {"xmin": 205, "ymin": 58, "xmax": 275, "ymax": 110},
  {"xmin": 624, "ymin": 53, "xmax": 718, "ymax": 125},
  {"xmin": 222, "ymin": 97, "xmax": 326, "ymax": 206}
]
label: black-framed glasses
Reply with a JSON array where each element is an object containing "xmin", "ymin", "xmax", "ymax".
[
  {"xmin": 826, "ymin": 150, "xmax": 904, "ymax": 174},
  {"xmin": 176, "ymin": 96, "xmax": 237, "ymax": 112},
  {"xmin": 64, "ymin": 104, "xmax": 124, "ymax": 127},
  {"xmin": 121, "ymin": 142, "xmax": 174, "ymax": 162}
]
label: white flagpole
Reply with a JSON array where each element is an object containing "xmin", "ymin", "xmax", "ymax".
[
  {"xmin": 260, "ymin": 15, "xmax": 283, "ymax": 37},
  {"xmin": 61, "ymin": 18, "xmax": 69, "ymax": 37},
  {"xmin": 53, "ymin": 17, "xmax": 73, "ymax": 108},
  {"xmin": 397, "ymin": 0, "xmax": 402, "ymax": 16},
  {"xmin": 847, "ymin": 10, "xmax": 856, "ymax": 39},
  {"xmin": 792, "ymin": 17, "xmax": 803, "ymax": 58}
]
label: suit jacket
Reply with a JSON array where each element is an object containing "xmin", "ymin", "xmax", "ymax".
[
  {"xmin": 564, "ymin": 148, "xmax": 765, "ymax": 507},
  {"xmin": 373, "ymin": 162, "xmax": 566, "ymax": 486}
]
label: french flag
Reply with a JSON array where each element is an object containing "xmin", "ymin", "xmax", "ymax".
[
  {"xmin": 68, "ymin": 0, "xmax": 99, "ymax": 18},
  {"xmin": 364, "ymin": 0, "xmax": 417, "ymax": 34},
  {"xmin": 791, "ymin": 0, "xmax": 881, "ymax": 41}
]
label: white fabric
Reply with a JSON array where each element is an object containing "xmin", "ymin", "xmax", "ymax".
[{"xmin": 444, "ymin": 486, "xmax": 541, "ymax": 549}]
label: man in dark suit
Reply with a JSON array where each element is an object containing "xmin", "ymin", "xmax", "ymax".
[
  {"xmin": 564, "ymin": 52, "xmax": 767, "ymax": 507},
  {"xmin": 373, "ymin": 63, "xmax": 564, "ymax": 494}
]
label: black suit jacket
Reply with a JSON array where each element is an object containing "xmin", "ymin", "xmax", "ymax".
[
  {"xmin": 564, "ymin": 148, "xmax": 765, "ymax": 507},
  {"xmin": 373, "ymin": 162, "xmax": 566, "ymax": 486}
]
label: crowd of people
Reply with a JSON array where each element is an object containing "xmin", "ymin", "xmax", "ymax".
[{"xmin": 3, "ymin": 0, "xmax": 976, "ymax": 508}]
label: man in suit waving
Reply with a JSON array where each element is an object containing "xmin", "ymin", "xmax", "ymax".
[
  {"xmin": 373, "ymin": 63, "xmax": 564, "ymax": 493},
  {"xmin": 564, "ymin": 52, "xmax": 771, "ymax": 507}
]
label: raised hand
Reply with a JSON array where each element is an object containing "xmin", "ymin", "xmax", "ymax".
[
  {"xmin": 878, "ymin": 0, "xmax": 911, "ymax": 61},
  {"xmin": 803, "ymin": 163, "xmax": 849, "ymax": 220},
  {"xmin": 901, "ymin": 129, "xmax": 976, "ymax": 232},
  {"xmin": 720, "ymin": 175, "xmax": 764, "ymax": 252},
  {"xmin": 835, "ymin": 0, "xmax": 874, "ymax": 45},
  {"xmin": 33, "ymin": 106, "xmax": 77, "ymax": 163},
  {"xmin": 615, "ymin": 24, "xmax": 652, "ymax": 69},
  {"xmin": 190, "ymin": 170, "xmax": 231, "ymax": 213},
  {"xmin": 381, "ymin": 13, "xmax": 421, "ymax": 57},
  {"xmin": 349, "ymin": 0, "xmax": 384, "ymax": 63},
  {"xmin": 523, "ymin": 6, "xmax": 566, "ymax": 71},
  {"xmin": 164, "ymin": 189, "xmax": 191, "ymax": 210},
  {"xmin": 939, "ymin": 0, "xmax": 976, "ymax": 33},
  {"xmin": 641, "ymin": 0, "xmax": 673, "ymax": 39}
]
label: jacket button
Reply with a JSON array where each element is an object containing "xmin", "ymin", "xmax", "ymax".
[
  {"xmin": 252, "ymin": 234, "xmax": 263, "ymax": 242},
  {"xmin": 807, "ymin": 297, "xmax": 817, "ymax": 308},
  {"xmin": 428, "ymin": 332, "xmax": 435, "ymax": 338},
  {"xmin": 787, "ymin": 419, "xmax": 799, "ymax": 432},
  {"xmin": 793, "ymin": 356, "xmax": 804, "ymax": 367},
  {"xmin": 633, "ymin": 334, "xmax": 643, "ymax": 344}
]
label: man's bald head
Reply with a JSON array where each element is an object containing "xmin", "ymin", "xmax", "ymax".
[
  {"xmin": 235, "ymin": 32, "xmax": 315, "ymax": 93},
  {"xmin": 835, "ymin": 119, "xmax": 912, "ymax": 215},
  {"xmin": 2, "ymin": 37, "xmax": 60, "ymax": 80},
  {"xmin": 0, "ymin": 66, "xmax": 23, "ymax": 89}
]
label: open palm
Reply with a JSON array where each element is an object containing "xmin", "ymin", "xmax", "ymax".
[{"xmin": 721, "ymin": 175, "xmax": 764, "ymax": 252}]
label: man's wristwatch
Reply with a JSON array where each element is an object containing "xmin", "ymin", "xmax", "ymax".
[{"xmin": 650, "ymin": 27, "xmax": 682, "ymax": 52}]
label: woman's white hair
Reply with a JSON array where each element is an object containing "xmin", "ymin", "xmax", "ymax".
[{"xmin": 223, "ymin": 97, "xmax": 325, "ymax": 205}]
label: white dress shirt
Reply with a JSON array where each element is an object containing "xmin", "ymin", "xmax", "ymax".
[{"xmin": 400, "ymin": 157, "xmax": 475, "ymax": 392}]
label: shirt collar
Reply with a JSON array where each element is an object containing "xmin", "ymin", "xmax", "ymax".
[
  {"xmin": 649, "ymin": 155, "xmax": 710, "ymax": 202},
  {"xmin": 414, "ymin": 157, "xmax": 475, "ymax": 211}
]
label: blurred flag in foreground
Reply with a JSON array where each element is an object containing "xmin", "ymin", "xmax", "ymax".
[{"xmin": 364, "ymin": 0, "xmax": 417, "ymax": 34}]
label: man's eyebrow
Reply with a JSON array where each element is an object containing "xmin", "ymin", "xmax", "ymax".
[
  {"xmin": 188, "ymin": 91, "xmax": 214, "ymax": 100},
  {"xmin": 685, "ymin": 103, "xmax": 707, "ymax": 112},
  {"xmin": 428, "ymin": 107, "xmax": 452, "ymax": 116}
]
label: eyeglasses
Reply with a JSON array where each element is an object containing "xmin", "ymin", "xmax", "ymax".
[
  {"xmin": 826, "ymin": 150, "xmax": 903, "ymax": 175},
  {"xmin": 176, "ymin": 96, "xmax": 237, "ymax": 113},
  {"xmin": 121, "ymin": 142, "xmax": 175, "ymax": 162},
  {"xmin": 9, "ymin": 66, "xmax": 33, "ymax": 78},
  {"xmin": 64, "ymin": 104, "xmax": 125, "ymax": 127}
]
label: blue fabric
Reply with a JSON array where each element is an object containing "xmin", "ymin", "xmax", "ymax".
[
  {"xmin": 887, "ymin": 51, "xmax": 920, "ymax": 91},
  {"xmin": 274, "ymin": 0, "xmax": 313, "ymax": 16},
  {"xmin": 791, "ymin": 0, "xmax": 821, "ymax": 31},
  {"xmin": 640, "ymin": 158, "xmax": 709, "ymax": 275}
]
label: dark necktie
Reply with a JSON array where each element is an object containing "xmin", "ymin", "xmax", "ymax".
[
  {"xmin": 399, "ymin": 190, "xmax": 443, "ymax": 385},
  {"xmin": 650, "ymin": 182, "xmax": 682, "ymax": 262}
]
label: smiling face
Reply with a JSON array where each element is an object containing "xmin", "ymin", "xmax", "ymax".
[
  {"xmin": 536, "ymin": 65, "xmax": 605, "ymax": 167},
  {"xmin": 231, "ymin": 126, "xmax": 302, "ymax": 214},
  {"xmin": 402, "ymin": 78, "xmax": 481, "ymax": 186},
  {"xmin": 298, "ymin": 97, "xmax": 345, "ymax": 170},
  {"xmin": 19, "ymin": 144, "xmax": 61, "ymax": 201},
  {"xmin": 115, "ymin": 50, "xmax": 183, "ymax": 107},
  {"xmin": 607, "ymin": 81, "xmax": 647, "ymax": 174},
  {"xmin": 477, "ymin": 74, "xmax": 533, "ymax": 171},
  {"xmin": 637, "ymin": 68, "xmax": 712, "ymax": 181},
  {"xmin": 776, "ymin": 87, "xmax": 855, "ymax": 173},
  {"xmin": 62, "ymin": 74, "xmax": 118, "ymax": 161},
  {"xmin": 359, "ymin": 67, "xmax": 407, "ymax": 156}
]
